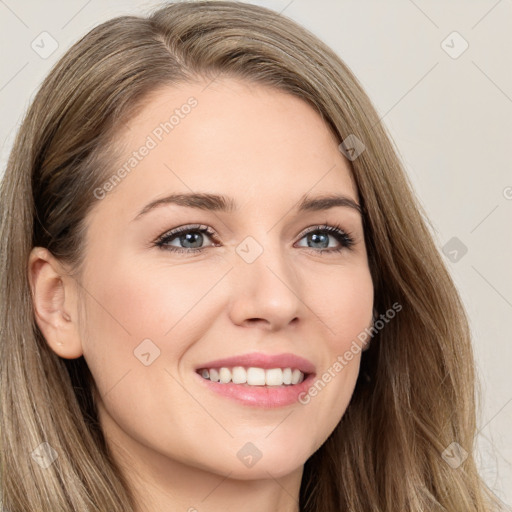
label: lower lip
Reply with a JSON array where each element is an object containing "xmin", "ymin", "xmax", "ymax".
[{"xmin": 194, "ymin": 371, "xmax": 316, "ymax": 408}]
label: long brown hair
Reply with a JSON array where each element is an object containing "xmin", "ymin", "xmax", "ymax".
[{"xmin": 0, "ymin": 1, "xmax": 503, "ymax": 510}]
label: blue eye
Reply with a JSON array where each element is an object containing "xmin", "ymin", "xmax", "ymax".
[
  {"xmin": 154, "ymin": 224, "xmax": 217, "ymax": 253},
  {"xmin": 153, "ymin": 223, "xmax": 355, "ymax": 255},
  {"xmin": 296, "ymin": 225, "xmax": 355, "ymax": 253}
]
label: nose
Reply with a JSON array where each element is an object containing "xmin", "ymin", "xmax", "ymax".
[{"xmin": 228, "ymin": 240, "xmax": 302, "ymax": 331}]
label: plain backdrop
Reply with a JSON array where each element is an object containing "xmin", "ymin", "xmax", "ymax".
[{"xmin": 1, "ymin": 0, "xmax": 510, "ymax": 506}]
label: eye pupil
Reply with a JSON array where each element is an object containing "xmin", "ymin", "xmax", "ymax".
[
  {"xmin": 181, "ymin": 232, "xmax": 203, "ymax": 248},
  {"xmin": 308, "ymin": 232, "xmax": 328, "ymax": 248}
]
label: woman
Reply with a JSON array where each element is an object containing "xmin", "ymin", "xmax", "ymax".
[{"xmin": 0, "ymin": 1, "xmax": 503, "ymax": 510}]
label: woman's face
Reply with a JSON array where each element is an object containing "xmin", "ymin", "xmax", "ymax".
[{"xmin": 75, "ymin": 78, "xmax": 373, "ymax": 480}]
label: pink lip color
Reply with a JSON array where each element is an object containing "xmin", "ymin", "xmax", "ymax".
[
  {"xmin": 194, "ymin": 352, "xmax": 316, "ymax": 408},
  {"xmin": 196, "ymin": 352, "xmax": 316, "ymax": 374},
  {"xmin": 194, "ymin": 371, "xmax": 316, "ymax": 408}
]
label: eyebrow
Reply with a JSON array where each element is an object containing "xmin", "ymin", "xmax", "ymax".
[{"xmin": 133, "ymin": 192, "xmax": 362, "ymax": 221}]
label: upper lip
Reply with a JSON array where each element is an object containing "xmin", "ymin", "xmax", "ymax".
[{"xmin": 196, "ymin": 352, "xmax": 316, "ymax": 374}]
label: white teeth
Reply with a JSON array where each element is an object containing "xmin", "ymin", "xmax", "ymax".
[
  {"xmin": 247, "ymin": 367, "xmax": 266, "ymax": 386},
  {"xmin": 265, "ymin": 368, "xmax": 283, "ymax": 386},
  {"xmin": 219, "ymin": 367, "xmax": 231, "ymax": 383},
  {"xmin": 291, "ymin": 369, "xmax": 303, "ymax": 384},
  {"xmin": 231, "ymin": 366, "xmax": 247, "ymax": 384},
  {"xmin": 198, "ymin": 366, "xmax": 306, "ymax": 386}
]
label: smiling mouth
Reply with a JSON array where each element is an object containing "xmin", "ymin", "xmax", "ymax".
[{"xmin": 196, "ymin": 366, "xmax": 307, "ymax": 387}]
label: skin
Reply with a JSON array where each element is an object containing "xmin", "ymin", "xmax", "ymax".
[{"xmin": 29, "ymin": 78, "xmax": 374, "ymax": 512}]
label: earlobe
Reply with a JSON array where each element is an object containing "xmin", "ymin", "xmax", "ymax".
[{"xmin": 28, "ymin": 247, "xmax": 83, "ymax": 359}]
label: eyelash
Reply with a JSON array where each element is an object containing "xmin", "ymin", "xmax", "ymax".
[{"xmin": 153, "ymin": 223, "xmax": 355, "ymax": 256}]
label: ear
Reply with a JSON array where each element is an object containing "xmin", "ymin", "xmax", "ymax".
[{"xmin": 27, "ymin": 247, "xmax": 83, "ymax": 359}]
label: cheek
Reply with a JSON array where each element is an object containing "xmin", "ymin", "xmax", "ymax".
[
  {"xmin": 76, "ymin": 258, "xmax": 218, "ymax": 462},
  {"xmin": 77, "ymin": 256, "xmax": 230, "ymax": 400},
  {"xmin": 293, "ymin": 263, "xmax": 373, "ymax": 430},
  {"xmin": 80, "ymin": 256, "xmax": 217, "ymax": 346},
  {"xmin": 301, "ymin": 261, "xmax": 374, "ymax": 345}
]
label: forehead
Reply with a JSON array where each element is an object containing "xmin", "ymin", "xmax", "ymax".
[{"xmin": 93, "ymin": 78, "xmax": 359, "ymax": 219}]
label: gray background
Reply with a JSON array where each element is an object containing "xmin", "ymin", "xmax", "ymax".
[{"xmin": 0, "ymin": 0, "xmax": 510, "ymax": 505}]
